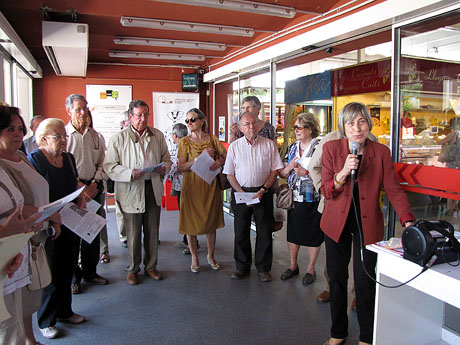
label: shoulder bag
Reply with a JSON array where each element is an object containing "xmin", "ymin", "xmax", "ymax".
[
  {"xmin": 210, "ymin": 135, "xmax": 231, "ymax": 190},
  {"xmin": 27, "ymin": 240, "xmax": 52, "ymax": 291},
  {"xmin": 276, "ymin": 176, "xmax": 297, "ymax": 210}
]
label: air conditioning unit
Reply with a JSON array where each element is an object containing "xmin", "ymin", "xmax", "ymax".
[{"xmin": 42, "ymin": 21, "xmax": 88, "ymax": 77}]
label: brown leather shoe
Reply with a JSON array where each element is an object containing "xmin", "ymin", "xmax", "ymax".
[
  {"xmin": 127, "ymin": 272, "xmax": 138, "ymax": 285},
  {"xmin": 317, "ymin": 290, "xmax": 330, "ymax": 303},
  {"xmin": 145, "ymin": 269, "xmax": 163, "ymax": 281}
]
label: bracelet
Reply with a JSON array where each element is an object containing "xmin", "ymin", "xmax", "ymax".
[{"xmin": 334, "ymin": 173, "xmax": 345, "ymax": 185}]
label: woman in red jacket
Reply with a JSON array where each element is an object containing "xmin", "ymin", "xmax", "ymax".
[{"xmin": 320, "ymin": 102, "xmax": 415, "ymax": 345}]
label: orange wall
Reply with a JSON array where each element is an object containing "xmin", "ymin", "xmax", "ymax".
[{"xmin": 33, "ymin": 64, "xmax": 201, "ymax": 127}]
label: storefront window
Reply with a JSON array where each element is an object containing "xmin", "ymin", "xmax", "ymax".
[{"xmin": 394, "ymin": 8, "xmax": 460, "ymax": 237}]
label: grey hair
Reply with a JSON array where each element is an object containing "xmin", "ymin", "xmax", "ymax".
[
  {"xmin": 129, "ymin": 100, "xmax": 149, "ymax": 114},
  {"xmin": 337, "ymin": 102, "xmax": 373, "ymax": 137},
  {"xmin": 172, "ymin": 123, "xmax": 188, "ymax": 139},
  {"xmin": 238, "ymin": 111, "xmax": 257, "ymax": 127},
  {"xmin": 187, "ymin": 108, "xmax": 207, "ymax": 132},
  {"xmin": 35, "ymin": 118, "xmax": 65, "ymax": 146},
  {"xmin": 65, "ymin": 94, "xmax": 87, "ymax": 109},
  {"xmin": 241, "ymin": 95, "xmax": 261, "ymax": 109},
  {"xmin": 30, "ymin": 115, "xmax": 44, "ymax": 127}
]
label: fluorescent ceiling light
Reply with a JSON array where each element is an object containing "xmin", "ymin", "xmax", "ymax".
[
  {"xmin": 151, "ymin": 0, "xmax": 296, "ymax": 18},
  {"xmin": 114, "ymin": 36, "xmax": 226, "ymax": 51},
  {"xmin": 109, "ymin": 50, "xmax": 205, "ymax": 61},
  {"xmin": 120, "ymin": 16, "xmax": 254, "ymax": 37}
]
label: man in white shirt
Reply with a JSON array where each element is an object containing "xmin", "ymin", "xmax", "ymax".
[
  {"xmin": 104, "ymin": 99, "xmax": 171, "ymax": 285},
  {"xmin": 23, "ymin": 115, "xmax": 44, "ymax": 153},
  {"xmin": 65, "ymin": 94, "xmax": 108, "ymax": 294},
  {"xmin": 223, "ymin": 112, "xmax": 283, "ymax": 282}
]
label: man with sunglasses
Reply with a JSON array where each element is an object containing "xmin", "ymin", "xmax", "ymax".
[
  {"xmin": 104, "ymin": 99, "xmax": 171, "ymax": 285},
  {"xmin": 224, "ymin": 111, "xmax": 283, "ymax": 282},
  {"xmin": 65, "ymin": 94, "xmax": 109, "ymax": 295}
]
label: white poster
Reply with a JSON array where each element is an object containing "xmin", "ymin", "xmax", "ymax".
[
  {"xmin": 152, "ymin": 92, "xmax": 199, "ymax": 156},
  {"xmin": 218, "ymin": 116, "xmax": 225, "ymax": 141},
  {"xmin": 86, "ymin": 85, "xmax": 133, "ymax": 144}
]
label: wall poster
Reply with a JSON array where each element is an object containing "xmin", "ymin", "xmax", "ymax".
[
  {"xmin": 218, "ymin": 116, "xmax": 225, "ymax": 141},
  {"xmin": 152, "ymin": 92, "xmax": 199, "ymax": 156},
  {"xmin": 86, "ymin": 85, "xmax": 132, "ymax": 145}
]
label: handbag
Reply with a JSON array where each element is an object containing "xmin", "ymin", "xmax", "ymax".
[
  {"xmin": 439, "ymin": 133, "xmax": 458, "ymax": 163},
  {"xmin": 209, "ymin": 135, "xmax": 231, "ymax": 190},
  {"xmin": 27, "ymin": 241, "xmax": 52, "ymax": 291},
  {"xmin": 276, "ymin": 183, "xmax": 295, "ymax": 210}
]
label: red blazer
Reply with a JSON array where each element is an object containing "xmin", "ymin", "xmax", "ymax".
[{"xmin": 320, "ymin": 138, "xmax": 414, "ymax": 245}]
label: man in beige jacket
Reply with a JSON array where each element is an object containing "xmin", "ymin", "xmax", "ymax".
[{"xmin": 104, "ymin": 99, "xmax": 171, "ymax": 285}]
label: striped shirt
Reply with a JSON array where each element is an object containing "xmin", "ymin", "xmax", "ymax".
[{"xmin": 223, "ymin": 135, "xmax": 283, "ymax": 187}]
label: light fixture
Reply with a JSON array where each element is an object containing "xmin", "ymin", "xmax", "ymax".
[
  {"xmin": 114, "ymin": 36, "xmax": 226, "ymax": 51},
  {"xmin": 109, "ymin": 50, "xmax": 205, "ymax": 61},
  {"xmin": 120, "ymin": 16, "xmax": 254, "ymax": 37},
  {"xmin": 151, "ymin": 0, "xmax": 296, "ymax": 18}
]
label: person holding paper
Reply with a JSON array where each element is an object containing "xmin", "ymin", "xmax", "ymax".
[
  {"xmin": 177, "ymin": 108, "xmax": 226, "ymax": 273},
  {"xmin": 103, "ymin": 99, "xmax": 171, "ymax": 285},
  {"xmin": 279, "ymin": 113, "xmax": 323, "ymax": 285},
  {"xmin": 29, "ymin": 118, "xmax": 89, "ymax": 339},
  {"xmin": 0, "ymin": 105, "xmax": 62, "ymax": 345},
  {"xmin": 64, "ymin": 95, "xmax": 109, "ymax": 295},
  {"xmin": 320, "ymin": 103, "xmax": 414, "ymax": 345},
  {"xmin": 223, "ymin": 112, "xmax": 283, "ymax": 282},
  {"xmin": 0, "ymin": 166, "xmax": 42, "ymax": 345}
]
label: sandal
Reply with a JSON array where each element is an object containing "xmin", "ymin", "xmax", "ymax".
[{"xmin": 100, "ymin": 252, "xmax": 110, "ymax": 264}]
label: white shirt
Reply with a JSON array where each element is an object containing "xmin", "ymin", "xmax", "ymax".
[
  {"xmin": 223, "ymin": 136, "xmax": 283, "ymax": 187},
  {"xmin": 66, "ymin": 122, "xmax": 106, "ymax": 181},
  {"xmin": 23, "ymin": 136, "xmax": 39, "ymax": 154}
]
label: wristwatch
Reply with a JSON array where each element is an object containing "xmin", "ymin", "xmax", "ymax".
[{"xmin": 260, "ymin": 186, "xmax": 268, "ymax": 193}]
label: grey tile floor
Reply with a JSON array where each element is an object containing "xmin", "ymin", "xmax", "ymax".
[{"xmin": 33, "ymin": 207, "xmax": 360, "ymax": 345}]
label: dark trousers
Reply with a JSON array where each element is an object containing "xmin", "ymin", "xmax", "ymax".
[
  {"xmin": 38, "ymin": 227, "xmax": 78, "ymax": 328},
  {"xmin": 325, "ymin": 213, "xmax": 377, "ymax": 343},
  {"xmin": 72, "ymin": 192, "xmax": 104, "ymax": 283},
  {"xmin": 231, "ymin": 188, "xmax": 273, "ymax": 273}
]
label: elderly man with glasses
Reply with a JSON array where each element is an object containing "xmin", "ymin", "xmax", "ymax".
[
  {"xmin": 224, "ymin": 111, "xmax": 283, "ymax": 282},
  {"xmin": 103, "ymin": 99, "xmax": 171, "ymax": 285},
  {"xmin": 65, "ymin": 93, "xmax": 109, "ymax": 295}
]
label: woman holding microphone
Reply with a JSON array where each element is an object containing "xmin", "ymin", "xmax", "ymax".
[{"xmin": 320, "ymin": 102, "xmax": 414, "ymax": 345}]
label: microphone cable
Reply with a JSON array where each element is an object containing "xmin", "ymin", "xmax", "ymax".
[{"xmin": 350, "ymin": 173, "xmax": 433, "ymax": 289}]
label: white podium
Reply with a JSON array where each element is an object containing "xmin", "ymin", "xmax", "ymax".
[{"xmin": 368, "ymin": 244, "xmax": 460, "ymax": 345}]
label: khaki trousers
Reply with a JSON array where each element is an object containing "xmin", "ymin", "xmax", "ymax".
[{"xmin": 122, "ymin": 181, "xmax": 160, "ymax": 273}]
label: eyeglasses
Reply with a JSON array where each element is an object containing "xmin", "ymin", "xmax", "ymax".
[
  {"xmin": 241, "ymin": 121, "xmax": 257, "ymax": 127},
  {"xmin": 293, "ymin": 125, "xmax": 308, "ymax": 130},
  {"xmin": 72, "ymin": 107, "xmax": 89, "ymax": 113},
  {"xmin": 185, "ymin": 117, "xmax": 198, "ymax": 124},
  {"xmin": 132, "ymin": 113, "xmax": 149, "ymax": 119},
  {"xmin": 46, "ymin": 134, "xmax": 68, "ymax": 140}
]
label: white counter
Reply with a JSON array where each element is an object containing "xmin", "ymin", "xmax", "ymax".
[{"xmin": 368, "ymin": 243, "xmax": 460, "ymax": 345}]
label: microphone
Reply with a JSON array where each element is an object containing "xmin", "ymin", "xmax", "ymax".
[{"xmin": 351, "ymin": 142, "xmax": 360, "ymax": 178}]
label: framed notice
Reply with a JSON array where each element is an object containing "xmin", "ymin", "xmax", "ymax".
[
  {"xmin": 86, "ymin": 85, "xmax": 132, "ymax": 144},
  {"xmin": 152, "ymin": 92, "xmax": 199, "ymax": 156},
  {"xmin": 218, "ymin": 116, "xmax": 225, "ymax": 141}
]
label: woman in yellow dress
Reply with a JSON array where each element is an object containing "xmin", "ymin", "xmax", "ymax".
[{"xmin": 178, "ymin": 108, "xmax": 226, "ymax": 273}]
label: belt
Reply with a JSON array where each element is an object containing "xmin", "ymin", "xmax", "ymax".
[
  {"xmin": 79, "ymin": 178, "xmax": 93, "ymax": 185},
  {"xmin": 242, "ymin": 186, "xmax": 262, "ymax": 193}
]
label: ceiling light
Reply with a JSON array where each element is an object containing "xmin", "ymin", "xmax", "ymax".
[
  {"xmin": 114, "ymin": 36, "xmax": 226, "ymax": 51},
  {"xmin": 120, "ymin": 16, "xmax": 254, "ymax": 37},
  {"xmin": 151, "ymin": 0, "xmax": 296, "ymax": 18},
  {"xmin": 109, "ymin": 50, "xmax": 205, "ymax": 61}
]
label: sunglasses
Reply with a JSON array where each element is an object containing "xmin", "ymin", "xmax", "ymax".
[
  {"xmin": 293, "ymin": 125, "xmax": 308, "ymax": 130},
  {"xmin": 185, "ymin": 117, "xmax": 198, "ymax": 124}
]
